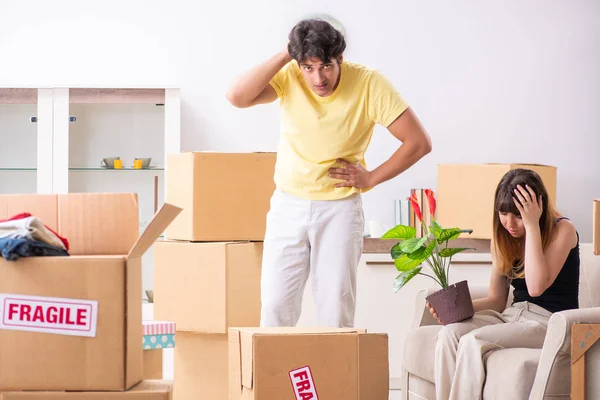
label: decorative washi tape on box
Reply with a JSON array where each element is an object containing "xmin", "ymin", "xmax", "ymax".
[{"xmin": 143, "ymin": 321, "xmax": 176, "ymax": 350}]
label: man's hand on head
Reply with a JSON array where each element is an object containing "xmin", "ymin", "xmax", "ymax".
[{"xmin": 328, "ymin": 159, "xmax": 374, "ymax": 189}]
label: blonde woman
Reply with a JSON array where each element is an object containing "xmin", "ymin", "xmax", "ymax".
[{"xmin": 428, "ymin": 168, "xmax": 580, "ymax": 400}]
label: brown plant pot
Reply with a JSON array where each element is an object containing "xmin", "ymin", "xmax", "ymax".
[{"xmin": 425, "ymin": 280, "xmax": 474, "ymax": 325}]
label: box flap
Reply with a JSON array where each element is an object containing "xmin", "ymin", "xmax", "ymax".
[
  {"xmin": 231, "ymin": 327, "xmax": 363, "ymax": 335},
  {"xmin": 58, "ymin": 193, "xmax": 139, "ymax": 255},
  {"xmin": 128, "ymin": 203, "xmax": 182, "ymax": 258},
  {"xmin": 228, "ymin": 329, "xmax": 244, "ymax": 398},
  {"xmin": 241, "ymin": 331, "xmax": 254, "ymax": 389}
]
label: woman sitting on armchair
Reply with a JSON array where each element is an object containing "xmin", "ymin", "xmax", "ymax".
[{"xmin": 428, "ymin": 168, "xmax": 580, "ymax": 400}]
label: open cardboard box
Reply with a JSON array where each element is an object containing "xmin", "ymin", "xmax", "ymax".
[
  {"xmin": 228, "ymin": 327, "xmax": 389, "ymax": 400},
  {"xmin": 0, "ymin": 193, "xmax": 181, "ymax": 391}
]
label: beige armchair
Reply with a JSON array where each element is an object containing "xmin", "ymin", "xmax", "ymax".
[{"xmin": 401, "ymin": 243, "xmax": 600, "ymax": 400}]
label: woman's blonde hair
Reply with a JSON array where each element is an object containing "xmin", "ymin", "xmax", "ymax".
[{"xmin": 493, "ymin": 169, "xmax": 559, "ymax": 279}]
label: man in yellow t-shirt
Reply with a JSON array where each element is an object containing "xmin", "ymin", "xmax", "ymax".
[{"xmin": 226, "ymin": 19, "xmax": 432, "ymax": 328}]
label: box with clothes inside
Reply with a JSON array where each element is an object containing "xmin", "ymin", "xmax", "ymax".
[
  {"xmin": 0, "ymin": 212, "xmax": 69, "ymax": 260},
  {"xmin": 0, "ymin": 193, "xmax": 181, "ymax": 392}
]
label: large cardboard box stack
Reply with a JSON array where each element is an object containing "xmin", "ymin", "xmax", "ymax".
[
  {"xmin": 436, "ymin": 163, "xmax": 557, "ymax": 239},
  {"xmin": 0, "ymin": 193, "xmax": 181, "ymax": 398},
  {"xmin": 228, "ymin": 328, "xmax": 389, "ymax": 399},
  {"xmin": 155, "ymin": 152, "xmax": 276, "ymax": 399}
]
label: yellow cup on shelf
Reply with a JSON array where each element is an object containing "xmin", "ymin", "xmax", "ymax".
[
  {"xmin": 133, "ymin": 159, "xmax": 143, "ymax": 169},
  {"xmin": 113, "ymin": 159, "xmax": 123, "ymax": 169}
]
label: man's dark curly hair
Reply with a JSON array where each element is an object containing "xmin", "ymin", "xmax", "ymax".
[{"xmin": 287, "ymin": 19, "xmax": 346, "ymax": 64}]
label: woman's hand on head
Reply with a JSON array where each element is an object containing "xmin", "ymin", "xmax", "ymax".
[{"xmin": 512, "ymin": 184, "xmax": 543, "ymax": 230}]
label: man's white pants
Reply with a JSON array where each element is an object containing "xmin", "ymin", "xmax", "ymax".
[{"xmin": 260, "ymin": 189, "xmax": 365, "ymax": 328}]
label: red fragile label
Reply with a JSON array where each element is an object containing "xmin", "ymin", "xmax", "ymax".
[
  {"xmin": 0, "ymin": 294, "xmax": 98, "ymax": 337},
  {"xmin": 289, "ymin": 365, "xmax": 319, "ymax": 400}
]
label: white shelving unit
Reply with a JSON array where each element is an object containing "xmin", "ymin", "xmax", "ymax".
[
  {"xmin": 1, "ymin": 87, "xmax": 180, "ymax": 214},
  {"xmin": 0, "ymin": 88, "xmax": 54, "ymax": 194},
  {"xmin": 0, "ymin": 86, "xmax": 181, "ymax": 294},
  {"xmin": 1, "ymin": 87, "xmax": 180, "ymax": 192}
]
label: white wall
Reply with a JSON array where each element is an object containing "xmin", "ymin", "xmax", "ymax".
[
  {"xmin": 1, "ymin": 2, "xmax": 599, "ymax": 227},
  {"xmin": 2, "ymin": 0, "xmax": 597, "ymax": 240}
]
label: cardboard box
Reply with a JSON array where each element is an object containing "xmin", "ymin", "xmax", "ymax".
[
  {"xmin": 174, "ymin": 332, "xmax": 228, "ymax": 400},
  {"xmin": 143, "ymin": 334, "xmax": 175, "ymax": 350},
  {"xmin": 143, "ymin": 350, "xmax": 163, "ymax": 380},
  {"xmin": 594, "ymin": 200, "xmax": 599, "ymax": 255},
  {"xmin": 0, "ymin": 193, "xmax": 140, "ymax": 255},
  {"xmin": 143, "ymin": 321, "xmax": 176, "ymax": 336},
  {"xmin": 164, "ymin": 152, "xmax": 276, "ymax": 241},
  {"xmin": 436, "ymin": 164, "xmax": 557, "ymax": 239},
  {"xmin": 143, "ymin": 321, "xmax": 176, "ymax": 349},
  {"xmin": 0, "ymin": 380, "xmax": 173, "ymax": 399},
  {"xmin": 228, "ymin": 327, "xmax": 389, "ymax": 400},
  {"xmin": 154, "ymin": 241, "xmax": 262, "ymax": 334},
  {"xmin": 0, "ymin": 194, "xmax": 182, "ymax": 391}
]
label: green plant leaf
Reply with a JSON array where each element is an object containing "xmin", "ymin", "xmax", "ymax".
[
  {"xmin": 407, "ymin": 239, "xmax": 436, "ymax": 260},
  {"xmin": 394, "ymin": 254, "xmax": 424, "ymax": 272},
  {"xmin": 393, "ymin": 267, "xmax": 422, "ymax": 292},
  {"xmin": 391, "ymin": 243, "xmax": 404, "ymax": 259},
  {"xmin": 438, "ymin": 247, "xmax": 472, "ymax": 257},
  {"xmin": 437, "ymin": 228, "xmax": 462, "ymax": 243},
  {"xmin": 381, "ymin": 225, "xmax": 416, "ymax": 240},
  {"xmin": 430, "ymin": 220, "xmax": 443, "ymax": 237},
  {"xmin": 399, "ymin": 236, "xmax": 429, "ymax": 253}
]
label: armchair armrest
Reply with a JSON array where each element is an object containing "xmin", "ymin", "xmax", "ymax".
[
  {"xmin": 530, "ymin": 307, "xmax": 600, "ymax": 400},
  {"xmin": 410, "ymin": 285, "xmax": 490, "ymax": 329}
]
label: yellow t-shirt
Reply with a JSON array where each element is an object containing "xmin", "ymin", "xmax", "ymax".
[{"xmin": 269, "ymin": 60, "xmax": 409, "ymax": 200}]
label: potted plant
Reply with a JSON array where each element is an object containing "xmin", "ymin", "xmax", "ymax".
[{"xmin": 382, "ymin": 189, "xmax": 474, "ymax": 325}]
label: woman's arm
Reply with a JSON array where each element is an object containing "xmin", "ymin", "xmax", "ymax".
[
  {"xmin": 472, "ymin": 241, "xmax": 510, "ymax": 313},
  {"xmin": 513, "ymin": 185, "xmax": 578, "ymax": 297},
  {"xmin": 427, "ymin": 241, "xmax": 509, "ymax": 321},
  {"xmin": 472, "ymin": 270, "xmax": 510, "ymax": 313}
]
